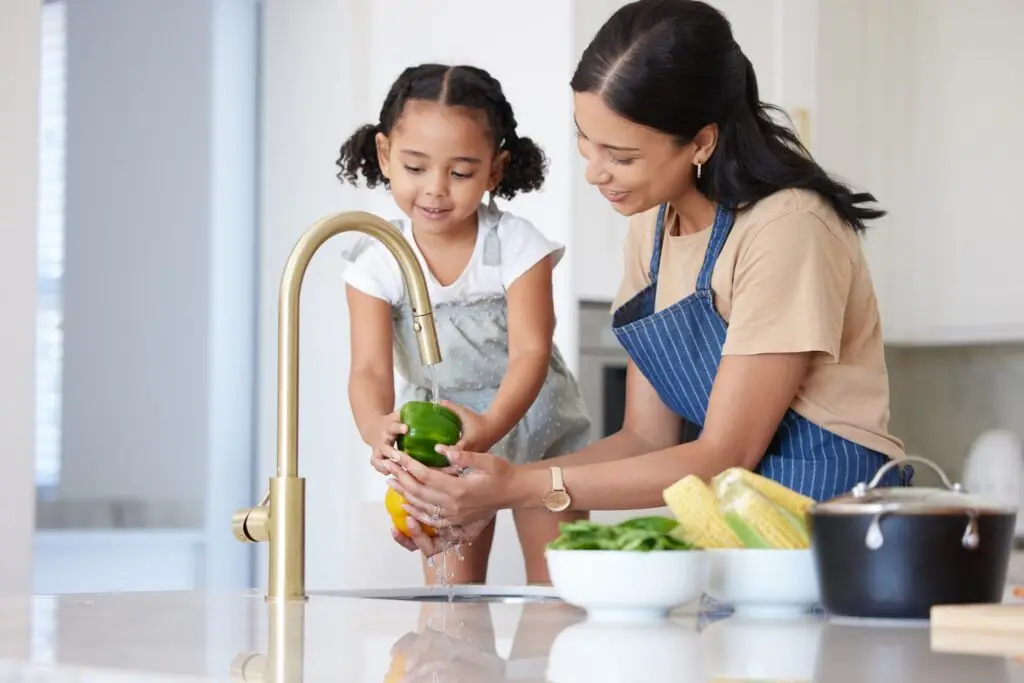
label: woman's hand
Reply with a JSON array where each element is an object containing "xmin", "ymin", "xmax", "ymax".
[
  {"xmin": 438, "ymin": 400, "xmax": 502, "ymax": 453},
  {"xmin": 367, "ymin": 411, "xmax": 408, "ymax": 475},
  {"xmin": 383, "ymin": 445, "xmax": 517, "ymax": 528}
]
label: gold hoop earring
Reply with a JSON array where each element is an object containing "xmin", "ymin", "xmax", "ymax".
[{"xmin": 696, "ymin": 162, "xmax": 703, "ymax": 180}]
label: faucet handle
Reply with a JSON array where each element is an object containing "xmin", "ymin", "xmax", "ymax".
[{"xmin": 232, "ymin": 503, "xmax": 270, "ymax": 543}]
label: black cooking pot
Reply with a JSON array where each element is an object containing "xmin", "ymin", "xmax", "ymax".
[{"xmin": 808, "ymin": 455, "xmax": 1017, "ymax": 620}]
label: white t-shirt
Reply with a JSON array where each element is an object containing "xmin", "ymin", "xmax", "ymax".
[{"xmin": 341, "ymin": 203, "xmax": 564, "ymax": 306}]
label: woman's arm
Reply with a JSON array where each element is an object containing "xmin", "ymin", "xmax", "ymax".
[
  {"xmin": 465, "ymin": 256, "xmax": 556, "ymax": 446},
  {"xmin": 521, "ymin": 359, "xmax": 682, "ymax": 469},
  {"xmin": 506, "ymin": 351, "xmax": 810, "ymax": 510},
  {"xmin": 346, "ymin": 285, "xmax": 398, "ymax": 441},
  {"xmin": 383, "ymin": 349, "xmax": 809, "ymax": 527}
]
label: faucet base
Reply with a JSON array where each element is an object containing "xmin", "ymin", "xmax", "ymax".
[{"xmin": 268, "ymin": 475, "xmax": 307, "ymax": 602}]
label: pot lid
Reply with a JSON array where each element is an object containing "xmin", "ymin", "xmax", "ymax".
[
  {"xmin": 813, "ymin": 485, "xmax": 1016, "ymax": 515},
  {"xmin": 811, "ymin": 455, "xmax": 1018, "ymax": 516}
]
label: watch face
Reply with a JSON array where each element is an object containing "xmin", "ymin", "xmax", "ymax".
[{"xmin": 544, "ymin": 490, "xmax": 571, "ymax": 513}]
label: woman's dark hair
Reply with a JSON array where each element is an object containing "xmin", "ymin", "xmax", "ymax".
[
  {"xmin": 337, "ymin": 64, "xmax": 547, "ymax": 200},
  {"xmin": 571, "ymin": 0, "xmax": 883, "ymax": 232}
]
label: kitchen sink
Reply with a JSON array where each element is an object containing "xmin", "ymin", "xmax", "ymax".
[{"xmin": 312, "ymin": 585, "xmax": 563, "ymax": 604}]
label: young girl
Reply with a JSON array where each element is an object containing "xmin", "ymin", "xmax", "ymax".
[{"xmin": 336, "ymin": 63, "xmax": 591, "ymax": 585}]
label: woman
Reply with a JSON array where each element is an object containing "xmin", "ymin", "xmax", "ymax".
[{"xmin": 382, "ymin": 0, "xmax": 912, "ymax": 553}]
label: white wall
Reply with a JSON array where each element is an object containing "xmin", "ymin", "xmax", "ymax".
[
  {"xmin": 258, "ymin": 0, "xmax": 366, "ymax": 592},
  {"xmin": 258, "ymin": 0, "xmax": 579, "ymax": 590},
  {"xmin": 52, "ymin": 0, "xmax": 258, "ymax": 589},
  {"xmin": 0, "ymin": 0, "xmax": 41, "ymax": 598}
]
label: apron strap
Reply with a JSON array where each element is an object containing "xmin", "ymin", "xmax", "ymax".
[
  {"xmin": 482, "ymin": 223, "xmax": 502, "ymax": 266},
  {"xmin": 479, "ymin": 200, "xmax": 503, "ymax": 267},
  {"xmin": 648, "ymin": 204, "xmax": 668, "ymax": 282},
  {"xmin": 695, "ymin": 204, "xmax": 736, "ymax": 293}
]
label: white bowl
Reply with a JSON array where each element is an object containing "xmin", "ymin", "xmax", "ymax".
[
  {"xmin": 705, "ymin": 548, "xmax": 820, "ymax": 618},
  {"xmin": 546, "ymin": 548, "xmax": 708, "ymax": 623}
]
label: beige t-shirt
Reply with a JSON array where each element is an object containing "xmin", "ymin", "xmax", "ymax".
[{"xmin": 612, "ymin": 189, "xmax": 905, "ymax": 461}]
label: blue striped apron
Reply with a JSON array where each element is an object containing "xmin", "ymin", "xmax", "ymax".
[{"xmin": 611, "ymin": 203, "xmax": 911, "ymax": 501}]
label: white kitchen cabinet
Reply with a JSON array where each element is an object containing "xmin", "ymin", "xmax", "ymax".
[
  {"xmin": 570, "ymin": 0, "xmax": 819, "ymax": 304},
  {"xmin": 816, "ymin": 0, "xmax": 1024, "ymax": 345}
]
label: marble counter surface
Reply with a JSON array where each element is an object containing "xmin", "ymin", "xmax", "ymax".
[{"xmin": 0, "ymin": 588, "xmax": 1019, "ymax": 682}]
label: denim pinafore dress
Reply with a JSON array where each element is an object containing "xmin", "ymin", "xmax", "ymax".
[
  {"xmin": 388, "ymin": 212, "xmax": 592, "ymax": 465},
  {"xmin": 610, "ymin": 204, "xmax": 911, "ymax": 501}
]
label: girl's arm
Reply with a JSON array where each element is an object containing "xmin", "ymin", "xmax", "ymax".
[
  {"xmin": 505, "ymin": 352, "xmax": 810, "ymax": 510},
  {"xmin": 470, "ymin": 255, "xmax": 556, "ymax": 447},
  {"xmin": 346, "ymin": 284, "xmax": 398, "ymax": 442}
]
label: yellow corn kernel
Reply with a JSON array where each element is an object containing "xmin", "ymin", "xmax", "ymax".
[
  {"xmin": 662, "ymin": 475, "xmax": 743, "ymax": 549},
  {"xmin": 718, "ymin": 483, "xmax": 810, "ymax": 550},
  {"xmin": 712, "ymin": 467, "xmax": 814, "ymax": 519}
]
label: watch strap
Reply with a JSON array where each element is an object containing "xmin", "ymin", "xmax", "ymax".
[{"xmin": 550, "ymin": 466, "xmax": 565, "ymax": 492}]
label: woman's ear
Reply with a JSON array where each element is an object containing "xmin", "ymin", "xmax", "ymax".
[
  {"xmin": 488, "ymin": 150, "xmax": 510, "ymax": 191},
  {"xmin": 692, "ymin": 123, "xmax": 718, "ymax": 165},
  {"xmin": 375, "ymin": 132, "xmax": 392, "ymax": 180}
]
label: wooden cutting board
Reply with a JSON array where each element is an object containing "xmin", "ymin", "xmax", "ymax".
[
  {"xmin": 931, "ymin": 627, "xmax": 1024, "ymax": 658},
  {"xmin": 930, "ymin": 604, "xmax": 1024, "ymax": 658},
  {"xmin": 931, "ymin": 604, "xmax": 1024, "ymax": 633}
]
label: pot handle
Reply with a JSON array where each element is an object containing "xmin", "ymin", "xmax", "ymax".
[{"xmin": 864, "ymin": 455, "xmax": 961, "ymax": 492}]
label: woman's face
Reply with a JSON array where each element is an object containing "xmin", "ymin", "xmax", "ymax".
[{"xmin": 573, "ymin": 91, "xmax": 700, "ymax": 216}]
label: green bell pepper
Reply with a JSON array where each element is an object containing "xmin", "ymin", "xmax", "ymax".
[{"xmin": 396, "ymin": 400, "xmax": 462, "ymax": 468}]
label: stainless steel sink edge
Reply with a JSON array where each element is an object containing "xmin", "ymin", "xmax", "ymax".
[{"xmin": 310, "ymin": 585, "xmax": 563, "ymax": 604}]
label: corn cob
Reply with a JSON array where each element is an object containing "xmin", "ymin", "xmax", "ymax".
[
  {"xmin": 717, "ymin": 481, "xmax": 810, "ymax": 549},
  {"xmin": 712, "ymin": 467, "xmax": 815, "ymax": 519},
  {"xmin": 662, "ymin": 475, "xmax": 743, "ymax": 549}
]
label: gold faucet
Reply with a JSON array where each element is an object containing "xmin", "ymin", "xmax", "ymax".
[{"xmin": 231, "ymin": 211, "xmax": 442, "ymax": 602}]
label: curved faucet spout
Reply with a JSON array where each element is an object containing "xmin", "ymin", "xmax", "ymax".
[
  {"xmin": 231, "ymin": 211, "xmax": 442, "ymax": 602},
  {"xmin": 277, "ymin": 211, "xmax": 441, "ymax": 478}
]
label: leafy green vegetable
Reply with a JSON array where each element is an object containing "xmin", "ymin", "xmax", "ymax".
[{"xmin": 547, "ymin": 516, "xmax": 694, "ymax": 551}]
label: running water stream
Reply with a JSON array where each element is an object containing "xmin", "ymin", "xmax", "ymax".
[{"xmin": 423, "ymin": 365, "xmax": 464, "ymax": 607}]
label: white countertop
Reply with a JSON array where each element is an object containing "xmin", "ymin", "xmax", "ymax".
[{"xmin": 0, "ymin": 587, "xmax": 1019, "ymax": 682}]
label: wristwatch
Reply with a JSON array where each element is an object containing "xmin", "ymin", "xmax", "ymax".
[{"xmin": 543, "ymin": 466, "xmax": 572, "ymax": 512}]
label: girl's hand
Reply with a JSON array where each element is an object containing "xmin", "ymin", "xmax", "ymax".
[
  {"xmin": 383, "ymin": 445, "xmax": 516, "ymax": 528},
  {"xmin": 368, "ymin": 411, "xmax": 407, "ymax": 475},
  {"xmin": 438, "ymin": 400, "xmax": 502, "ymax": 454}
]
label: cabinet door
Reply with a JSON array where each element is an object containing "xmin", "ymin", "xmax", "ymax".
[
  {"xmin": 915, "ymin": 1, "xmax": 1024, "ymax": 340},
  {"xmin": 816, "ymin": 0, "xmax": 920, "ymax": 342},
  {"xmin": 818, "ymin": 0, "xmax": 1024, "ymax": 344}
]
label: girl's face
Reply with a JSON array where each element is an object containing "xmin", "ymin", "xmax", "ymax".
[
  {"xmin": 573, "ymin": 91, "xmax": 713, "ymax": 216},
  {"xmin": 376, "ymin": 100, "xmax": 507, "ymax": 235}
]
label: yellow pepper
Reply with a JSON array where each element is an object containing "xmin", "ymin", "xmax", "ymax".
[{"xmin": 385, "ymin": 487, "xmax": 436, "ymax": 537}]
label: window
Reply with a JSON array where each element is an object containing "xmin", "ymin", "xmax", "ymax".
[{"xmin": 36, "ymin": 0, "xmax": 67, "ymax": 492}]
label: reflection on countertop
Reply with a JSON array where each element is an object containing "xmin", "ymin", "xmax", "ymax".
[{"xmin": 0, "ymin": 589, "xmax": 1017, "ymax": 682}]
